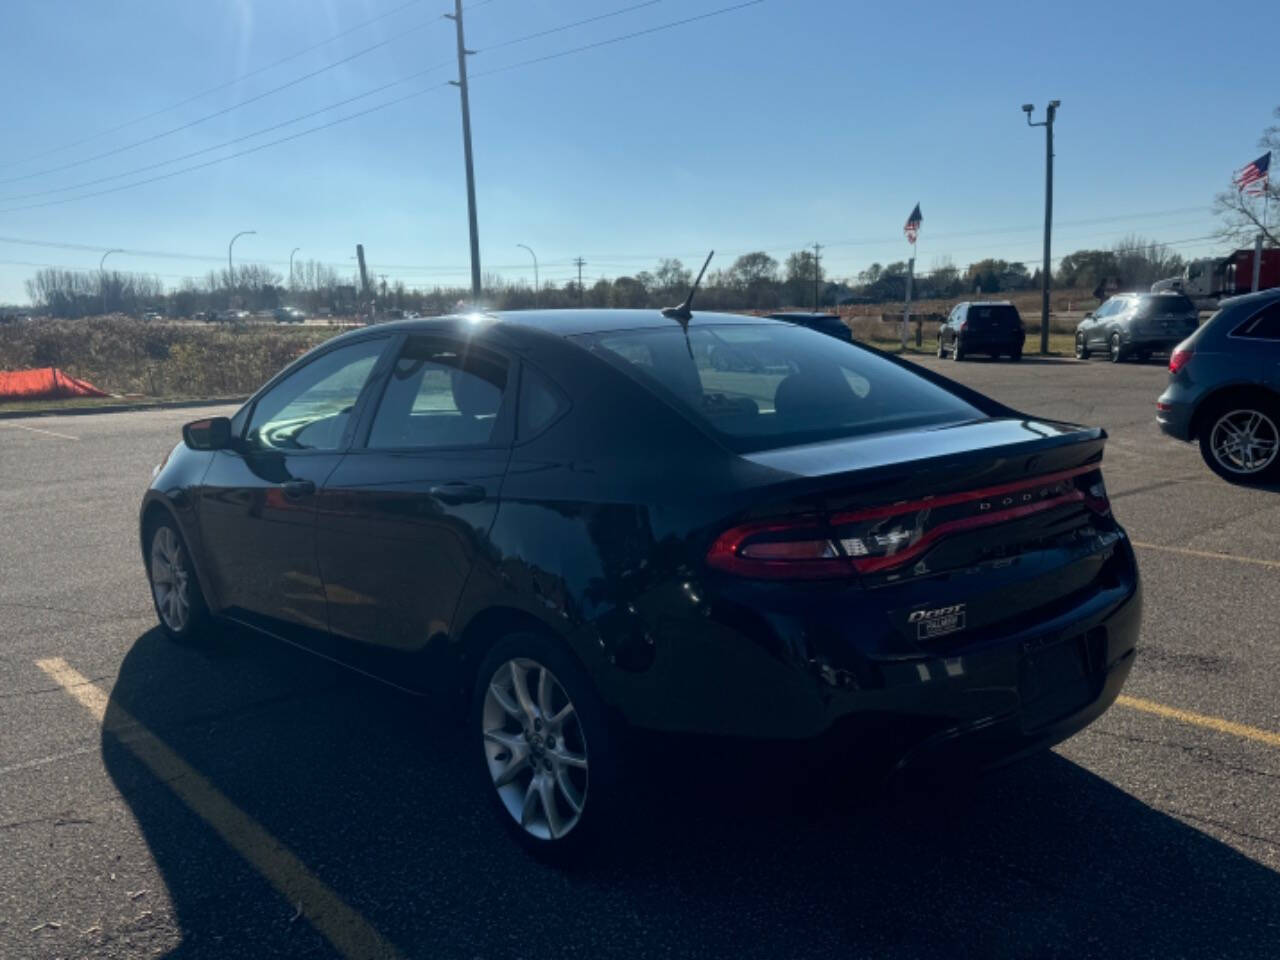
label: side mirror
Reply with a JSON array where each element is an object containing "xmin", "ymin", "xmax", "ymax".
[
  {"xmin": 1083, "ymin": 312, "xmax": 1094, "ymax": 320},
  {"xmin": 182, "ymin": 416, "xmax": 233, "ymax": 451}
]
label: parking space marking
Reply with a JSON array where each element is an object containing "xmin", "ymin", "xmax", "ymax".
[
  {"xmin": 1130, "ymin": 541, "xmax": 1280, "ymax": 570},
  {"xmin": 34, "ymin": 656, "xmax": 402, "ymax": 960},
  {"xmin": 1117, "ymin": 695, "xmax": 1280, "ymax": 749},
  {"xmin": 0, "ymin": 422, "xmax": 80, "ymax": 440}
]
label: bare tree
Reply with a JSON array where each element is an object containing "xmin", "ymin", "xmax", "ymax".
[{"xmin": 1213, "ymin": 106, "xmax": 1278, "ymax": 248}]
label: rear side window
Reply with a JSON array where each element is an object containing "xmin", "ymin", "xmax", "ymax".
[
  {"xmin": 966, "ymin": 305, "xmax": 1021, "ymax": 328},
  {"xmin": 580, "ymin": 323, "xmax": 984, "ymax": 453},
  {"xmin": 1232, "ymin": 301, "xmax": 1280, "ymax": 340},
  {"xmin": 367, "ymin": 337, "xmax": 508, "ymax": 449}
]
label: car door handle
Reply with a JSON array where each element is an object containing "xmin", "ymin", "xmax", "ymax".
[
  {"xmin": 429, "ymin": 481, "xmax": 486, "ymax": 505},
  {"xmin": 282, "ymin": 479, "xmax": 316, "ymax": 500}
]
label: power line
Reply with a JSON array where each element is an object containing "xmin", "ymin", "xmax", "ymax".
[
  {"xmin": 0, "ymin": 0, "xmax": 427, "ymax": 172},
  {"xmin": 478, "ymin": 0, "xmax": 663, "ymax": 52},
  {"xmin": 0, "ymin": 1, "xmax": 767, "ymax": 215},
  {"xmin": 469, "ymin": 0, "xmax": 765, "ymax": 82},
  {"xmin": 0, "ymin": 20, "xmax": 440, "ymax": 187}
]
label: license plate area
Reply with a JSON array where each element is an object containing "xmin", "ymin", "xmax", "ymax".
[{"xmin": 1018, "ymin": 629, "xmax": 1104, "ymax": 731}]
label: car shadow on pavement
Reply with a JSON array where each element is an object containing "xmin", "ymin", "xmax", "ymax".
[{"xmin": 103, "ymin": 625, "xmax": 1280, "ymax": 960}]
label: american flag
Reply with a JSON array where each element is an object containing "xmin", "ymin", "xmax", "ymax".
[
  {"xmin": 1233, "ymin": 152, "xmax": 1271, "ymax": 196},
  {"xmin": 904, "ymin": 203, "xmax": 922, "ymax": 244}
]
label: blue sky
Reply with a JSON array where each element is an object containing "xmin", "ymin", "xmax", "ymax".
[{"xmin": 0, "ymin": 0, "xmax": 1271, "ymax": 303}]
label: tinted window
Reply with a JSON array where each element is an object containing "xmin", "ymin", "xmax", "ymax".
[
  {"xmin": 246, "ymin": 338, "xmax": 386, "ymax": 451},
  {"xmin": 1139, "ymin": 294, "xmax": 1196, "ymax": 316},
  {"xmin": 517, "ymin": 366, "xmax": 564, "ymax": 440},
  {"xmin": 965, "ymin": 304, "xmax": 1021, "ymax": 328},
  {"xmin": 1232, "ymin": 301, "xmax": 1280, "ymax": 340},
  {"xmin": 580, "ymin": 323, "xmax": 983, "ymax": 453},
  {"xmin": 367, "ymin": 336, "xmax": 508, "ymax": 449}
]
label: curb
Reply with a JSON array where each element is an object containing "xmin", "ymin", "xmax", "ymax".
[{"xmin": 0, "ymin": 396, "xmax": 247, "ymax": 420}]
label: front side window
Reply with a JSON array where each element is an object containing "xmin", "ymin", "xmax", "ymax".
[
  {"xmin": 581, "ymin": 323, "xmax": 984, "ymax": 453},
  {"xmin": 366, "ymin": 336, "xmax": 509, "ymax": 449},
  {"xmin": 246, "ymin": 338, "xmax": 387, "ymax": 451}
]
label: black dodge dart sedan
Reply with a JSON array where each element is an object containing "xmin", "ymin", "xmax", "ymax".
[{"xmin": 140, "ymin": 309, "xmax": 1140, "ymax": 856}]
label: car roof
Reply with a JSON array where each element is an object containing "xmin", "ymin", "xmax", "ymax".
[
  {"xmin": 765, "ymin": 311, "xmax": 841, "ymax": 321},
  {"xmin": 962, "ymin": 300, "xmax": 1014, "ymax": 307},
  {"xmin": 364, "ymin": 308, "xmax": 780, "ymax": 339}
]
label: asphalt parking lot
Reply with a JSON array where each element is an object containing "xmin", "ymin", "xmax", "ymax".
[{"xmin": 2, "ymin": 355, "xmax": 1279, "ymax": 960}]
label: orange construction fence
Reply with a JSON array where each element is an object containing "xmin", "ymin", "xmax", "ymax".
[{"xmin": 0, "ymin": 367, "xmax": 109, "ymax": 400}]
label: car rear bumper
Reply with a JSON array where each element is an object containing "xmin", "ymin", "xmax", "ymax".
[
  {"xmin": 958, "ymin": 334, "xmax": 1025, "ymax": 353},
  {"xmin": 1156, "ymin": 386, "xmax": 1196, "ymax": 440},
  {"xmin": 626, "ymin": 535, "xmax": 1141, "ymax": 774}
]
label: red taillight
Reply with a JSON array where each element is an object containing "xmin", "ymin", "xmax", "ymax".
[
  {"xmin": 1169, "ymin": 347, "xmax": 1193, "ymax": 374},
  {"xmin": 706, "ymin": 518, "xmax": 847, "ymax": 579},
  {"xmin": 707, "ymin": 465, "xmax": 1110, "ymax": 579}
]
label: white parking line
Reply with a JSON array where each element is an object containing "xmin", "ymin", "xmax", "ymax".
[{"xmin": 0, "ymin": 422, "xmax": 80, "ymax": 440}]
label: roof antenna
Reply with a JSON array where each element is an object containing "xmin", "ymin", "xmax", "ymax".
[{"xmin": 661, "ymin": 250, "xmax": 714, "ymax": 329}]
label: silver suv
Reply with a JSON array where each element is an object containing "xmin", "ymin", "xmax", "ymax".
[{"xmin": 1075, "ymin": 292, "xmax": 1199, "ymax": 362}]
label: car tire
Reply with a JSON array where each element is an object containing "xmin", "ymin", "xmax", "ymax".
[
  {"xmin": 1197, "ymin": 397, "xmax": 1280, "ymax": 485},
  {"xmin": 1075, "ymin": 333, "xmax": 1090, "ymax": 360},
  {"xmin": 1109, "ymin": 332, "xmax": 1126, "ymax": 363},
  {"xmin": 936, "ymin": 336, "xmax": 946, "ymax": 359},
  {"xmin": 472, "ymin": 632, "xmax": 623, "ymax": 863},
  {"xmin": 1009, "ymin": 348, "xmax": 1022, "ymax": 361},
  {"xmin": 951, "ymin": 342, "xmax": 964, "ymax": 362},
  {"xmin": 145, "ymin": 516, "xmax": 211, "ymax": 643}
]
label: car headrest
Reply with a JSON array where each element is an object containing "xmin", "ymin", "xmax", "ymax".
[{"xmin": 451, "ymin": 369, "xmax": 501, "ymax": 418}]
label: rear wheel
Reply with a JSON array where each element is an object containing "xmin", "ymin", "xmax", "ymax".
[
  {"xmin": 1198, "ymin": 398, "xmax": 1280, "ymax": 484},
  {"xmin": 1109, "ymin": 332, "xmax": 1126, "ymax": 363},
  {"xmin": 145, "ymin": 518, "xmax": 210, "ymax": 642},
  {"xmin": 1009, "ymin": 347, "xmax": 1022, "ymax": 361},
  {"xmin": 1075, "ymin": 333, "xmax": 1090, "ymax": 360},
  {"xmin": 951, "ymin": 341, "xmax": 964, "ymax": 361},
  {"xmin": 473, "ymin": 632, "xmax": 622, "ymax": 862}
]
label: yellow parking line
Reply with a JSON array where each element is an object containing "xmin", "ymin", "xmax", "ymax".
[
  {"xmin": 1116, "ymin": 694, "xmax": 1280, "ymax": 749},
  {"xmin": 1130, "ymin": 541, "xmax": 1280, "ymax": 571},
  {"xmin": 35, "ymin": 657, "xmax": 402, "ymax": 960}
]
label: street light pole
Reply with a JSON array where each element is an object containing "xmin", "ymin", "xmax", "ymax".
[
  {"xmin": 228, "ymin": 230, "xmax": 256, "ymax": 287},
  {"xmin": 517, "ymin": 244, "xmax": 538, "ymax": 305},
  {"xmin": 1023, "ymin": 101, "xmax": 1059, "ymax": 355},
  {"xmin": 446, "ymin": 0, "xmax": 482, "ymax": 301},
  {"xmin": 289, "ymin": 247, "xmax": 301, "ymax": 291},
  {"xmin": 99, "ymin": 248, "xmax": 123, "ymax": 315}
]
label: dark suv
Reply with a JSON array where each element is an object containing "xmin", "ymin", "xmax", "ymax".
[
  {"xmin": 1157, "ymin": 289, "xmax": 1280, "ymax": 483},
  {"xmin": 1076, "ymin": 292, "xmax": 1199, "ymax": 363},
  {"xmin": 936, "ymin": 301, "xmax": 1025, "ymax": 361}
]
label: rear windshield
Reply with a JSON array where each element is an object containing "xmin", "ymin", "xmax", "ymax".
[
  {"xmin": 966, "ymin": 305, "xmax": 1021, "ymax": 328},
  {"xmin": 577, "ymin": 323, "xmax": 985, "ymax": 453},
  {"xmin": 1139, "ymin": 294, "xmax": 1196, "ymax": 316}
]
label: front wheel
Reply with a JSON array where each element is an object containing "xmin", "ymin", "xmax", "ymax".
[
  {"xmin": 1009, "ymin": 348, "xmax": 1022, "ymax": 361},
  {"xmin": 1075, "ymin": 333, "xmax": 1090, "ymax": 360},
  {"xmin": 1199, "ymin": 401, "xmax": 1280, "ymax": 484},
  {"xmin": 936, "ymin": 336, "xmax": 946, "ymax": 358},
  {"xmin": 146, "ymin": 518, "xmax": 210, "ymax": 642},
  {"xmin": 1109, "ymin": 332, "xmax": 1126, "ymax": 363},
  {"xmin": 474, "ymin": 633, "xmax": 622, "ymax": 861}
]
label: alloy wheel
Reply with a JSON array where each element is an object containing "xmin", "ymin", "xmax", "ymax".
[
  {"xmin": 1209, "ymin": 409, "xmax": 1279, "ymax": 476},
  {"xmin": 482, "ymin": 658, "xmax": 589, "ymax": 841},
  {"xmin": 1110, "ymin": 333, "xmax": 1122, "ymax": 362},
  {"xmin": 150, "ymin": 526, "xmax": 191, "ymax": 633}
]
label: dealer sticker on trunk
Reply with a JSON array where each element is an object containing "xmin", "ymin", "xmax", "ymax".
[{"xmin": 908, "ymin": 603, "xmax": 967, "ymax": 640}]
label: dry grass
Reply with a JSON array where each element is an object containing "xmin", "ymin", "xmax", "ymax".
[{"xmin": 0, "ymin": 317, "xmax": 341, "ymax": 400}]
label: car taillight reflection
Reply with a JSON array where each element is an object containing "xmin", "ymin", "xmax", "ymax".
[{"xmin": 1169, "ymin": 347, "xmax": 1193, "ymax": 374}]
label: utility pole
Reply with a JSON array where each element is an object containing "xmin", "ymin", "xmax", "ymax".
[
  {"xmin": 517, "ymin": 243, "xmax": 539, "ymax": 306},
  {"xmin": 1023, "ymin": 101, "xmax": 1058, "ymax": 355},
  {"xmin": 812, "ymin": 243, "xmax": 823, "ymax": 312},
  {"xmin": 98, "ymin": 249, "xmax": 122, "ymax": 317},
  {"xmin": 446, "ymin": 0, "xmax": 481, "ymax": 301},
  {"xmin": 574, "ymin": 257, "xmax": 586, "ymax": 306},
  {"xmin": 1253, "ymin": 233, "xmax": 1264, "ymax": 293}
]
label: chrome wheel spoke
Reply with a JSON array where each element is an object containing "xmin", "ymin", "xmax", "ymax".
[
  {"xmin": 488, "ymin": 682, "xmax": 523, "ymax": 721},
  {"xmin": 550, "ymin": 746, "xmax": 587, "ymax": 770},
  {"xmin": 519, "ymin": 777, "xmax": 540, "ymax": 827},
  {"xmin": 509, "ymin": 661, "xmax": 538, "ymax": 726},
  {"xmin": 547, "ymin": 702, "xmax": 574, "ymax": 731},
  {"xmin": 554, "ymin": 766, "xmax": 584, "ymax": 814},
  {"xmin": 536, "ymin": 666, "xmax": 553, "ymax": 717},
  {"xmin": 493, "ymin": 752, "xmax": 530, "ymax": 788},
  {"xmin": 537, "ymin": 773, "xmax": 565, "ymax": 839}
]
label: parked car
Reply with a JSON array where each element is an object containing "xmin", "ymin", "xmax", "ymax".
[
  {"xmin": 1157, "ymin": 289, "xmax": 1280, "ymax": 483},
  {"xmin": 273, "ymin": 307, "xmax": 306, "ymax": 323},
  {"xmin": 140, "ymin": 309, "xmax": 1139, "ymax": 856},
  {"xmin": 1075, "ymin": 292, "xmax": 1199, "ymax": 363},
  {"xmin": 936, "ymin": 301, "xmax": 1025, "ymax": 360},
  {"xmin": 765, "ymin": 312, "xmax": 853, "ymax": 343}
]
